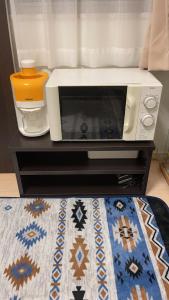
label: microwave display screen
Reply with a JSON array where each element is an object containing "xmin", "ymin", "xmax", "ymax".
[{"xmin": 59, "ymin": 86, "xmax": 127, "ymax": 140}]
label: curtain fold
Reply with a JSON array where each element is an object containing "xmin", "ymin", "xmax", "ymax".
[
  {"xmin": 139, "ymin": 0, "xmax": 169, "ymax": 71},
  {"xmin": 9, "ymin": 0, "xmax": 152, "ymax": 69}
]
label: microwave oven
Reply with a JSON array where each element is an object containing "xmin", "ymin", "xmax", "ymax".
[{"xmin": 46, "ymin": 68, "xmax": 162, "ymax": 141}]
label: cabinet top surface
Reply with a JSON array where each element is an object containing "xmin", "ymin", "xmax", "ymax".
[
  {"xmin": 9, "ymin": 132, "xmax": 155, "ymax": 151},
  {"xmin": 46, "ymin": 68, "xmax": 162, "ymax": 87}
]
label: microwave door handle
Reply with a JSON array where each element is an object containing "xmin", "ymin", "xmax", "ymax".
[{"xmin": 124, "ymin": 96, "xmax": 136, "ymax": 133}]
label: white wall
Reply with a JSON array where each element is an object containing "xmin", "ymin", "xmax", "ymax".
[{"xmin": 153, "ymin": 71, "xmax": 169, "ymax": 154}]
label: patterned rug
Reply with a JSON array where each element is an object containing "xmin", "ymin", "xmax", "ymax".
[{"xmin": 0, "ymin": 196, "xmax": 169, "ymax": 300}]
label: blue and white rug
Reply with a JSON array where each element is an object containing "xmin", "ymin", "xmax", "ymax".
[{"xmin": 0, "ymin": 196, "xmax": 169, "ymax": 300}]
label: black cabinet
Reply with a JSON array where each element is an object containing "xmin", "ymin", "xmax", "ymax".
[{"xmin": 10, "ymin": 133, "xmax": 154, "ymax": 196}]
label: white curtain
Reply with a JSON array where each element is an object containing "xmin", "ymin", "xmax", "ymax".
[{"xmin": 9, "ymin": 0, "xmax": 152, "ymax": 68}]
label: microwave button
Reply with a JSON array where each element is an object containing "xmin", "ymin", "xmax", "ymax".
[
  {"xmin": 141, "ymin": 114, "xmax": 154, "ymax": 127},
  {"xmin": 144, "ymin": 96, "xmax": 157, "ymax": 109}
]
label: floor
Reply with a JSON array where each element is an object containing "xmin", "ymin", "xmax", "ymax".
[
  {"xmin": 0, "ymin": 160, "xmax": 169, "ymax": 205},
  {"xmin": 147, "ymin": 160, "xmax": 169, "ymax": 206}
]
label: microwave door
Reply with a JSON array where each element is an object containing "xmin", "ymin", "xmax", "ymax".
[
  {"xmin": 62, "ymin": 114, "xmax": 95, "ymax": 140},
  {"xmin": 61, "ymin": 102, "xmax": 94, "ymax": 140},
  {"xmin": 59, "ymin": 86, "xmax": 127, "ymax": 141},
  {"xmin": 61, "ymin": 105, "xmax": 100, "ymax": 140},
  {"xmin": 99, "ymin": 97, "xmax": 125, "ymax": 139}
]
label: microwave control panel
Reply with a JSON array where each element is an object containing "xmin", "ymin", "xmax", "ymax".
[{"xmin": 136, "ymin": 86, "xmax": 162, "ymax": 140}]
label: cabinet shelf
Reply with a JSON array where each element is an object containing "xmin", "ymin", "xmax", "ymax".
[
  {"xmin": 10, "ymin": 133, "xmax": 154, "ymax": 196},
  {"xmin": 23, "ymin": 186, "xmax": 143, "ymax": 197},
  {"xmin": 21, "ymin": 174, "xmax": 144, "ymax": 197},
  {"xmin": 19, "ymin": 159, "xmax": 145, "ymax": 175},
  {"xmin": 17, "ymin": 150, "xmax": 145, "ymax": 175}
]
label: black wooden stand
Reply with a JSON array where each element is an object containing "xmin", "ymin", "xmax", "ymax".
[{"xmin": 10, "ymin": 133, "xmax": 154, "ymax": 197}]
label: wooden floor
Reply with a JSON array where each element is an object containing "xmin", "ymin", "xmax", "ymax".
[
  {"xmin": 0, "ymin": 160, "xmax": 169, "ymax": 205},
  {"xmin": 147, "ymin": 160, "xmax": 169, "ymax": 205}
]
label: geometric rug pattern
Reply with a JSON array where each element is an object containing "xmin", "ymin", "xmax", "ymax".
[
  {"xmin": 16, "ymin": 221, "xmax": 47, "ymax": 250},
  {"xmin": 0, "ymin": 196, "xmax": 169, "ymax": 299}
]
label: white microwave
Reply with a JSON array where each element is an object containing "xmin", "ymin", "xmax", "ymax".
[{"xmin": 46, "ymin": 68, "xmax": 162, "ymax": 141}]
